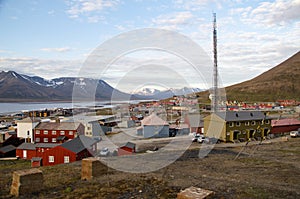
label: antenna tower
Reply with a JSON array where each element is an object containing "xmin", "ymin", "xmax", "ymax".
[{"xmin": 212, "ymin": 13, "xmax": 218, "ymax": 112}]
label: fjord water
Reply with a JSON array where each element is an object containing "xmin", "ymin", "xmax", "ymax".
[{"xmin": 0, "ymin": 102, "xmax": 103, "ymax": 114}]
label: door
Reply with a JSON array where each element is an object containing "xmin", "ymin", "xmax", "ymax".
[{"xmin": 23, "ymin": 150, "xmax": 27, "ymax": 159}]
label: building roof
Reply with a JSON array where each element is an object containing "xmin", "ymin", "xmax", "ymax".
[
  {"xmin": 35, "ymin": 122, "xmax": 82, "ymax": 131},
  {"xmin": 121, "ymin": 142, "xmax": 136, "ymax": 149},
  {"xmin": 17, "ymin": 142, "xmax": 36, "ymax": 150},
  {"xmin": 215, "ymin": 111, "xmax": 267, "ymax": 122},
  {"xmin": 17, "ymin": 117, "xmax": 41, "ymax": 123},
  {"xmin": 31, "ymin": 157, "xmax": 42, "ymax": 161},
  {"xmin": 141, "ymin": 113, "xmax": 169, "ymax": 126},
  {"xmin": 0, "ymin": 145, "xmax": 16, "ymax": 153},
  {"xmin": 35, "ymin": 143, "xmax": 60, "ymax": 148},
  {"xmin": 272, "ymin": 118, "xmax": 300, "ymax": 126},
  {"xmin": 56, "ymin": 135, "xmax": 68, "ymax": 141},
  {"xmin": 60, "ymin": 135, "xmax": 96, "ymax": 153}
]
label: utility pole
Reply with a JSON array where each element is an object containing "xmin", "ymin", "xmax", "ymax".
[{"xmin": 212, "ymin": 13, "xmax": 218, "ymax": 113}]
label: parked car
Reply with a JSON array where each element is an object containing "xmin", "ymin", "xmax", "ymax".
[
  {"xmin": 290, "ymin": 131, "xmax": 300, "ymax": 138},
  {"xmin": 99, "ymin": 147, "xmax": 110, "ymax": 156},
  {"xmin": 197, "ymin": 135, "xmax": 210, "ymax": 144},
  {"xmin": 192, "ymin": 133, "xmax": 201, "ymax": 142}
]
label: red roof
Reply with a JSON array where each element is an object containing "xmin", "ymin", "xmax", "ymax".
[{"xmin": 272, "ymin": 118, "xmax": 300, "ymax": 126}]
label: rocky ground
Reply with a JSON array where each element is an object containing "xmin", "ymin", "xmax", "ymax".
[{"xmin": 1, "ymin": 137, "xmax": 300, "ymax": 199}]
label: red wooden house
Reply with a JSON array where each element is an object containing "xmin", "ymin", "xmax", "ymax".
[
  {"xmin": 34, "ymin": 122, "xmax": 84, "ymax": 144},
  {"xmin": 118, "ymin": 142, "xmax": 136, "ymax": 156},
  {"xmin": 16, "ymin": 143, "xmax": 58, "ymax": 160},
  {"xmin": 16, "ymin": 143, "xmax": 36, "ymax": 160},
  {"xmin": 271, "ymin": 118, "xmax": 300, "ymax": 134},
  {"xmin": 35, "ymin": 143, "xmax": 60, "ymax": 157},
  {"xmin": 42, "ymin": 135, "xmax": 97, "ymax": 166}
]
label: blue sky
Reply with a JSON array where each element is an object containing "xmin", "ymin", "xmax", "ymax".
[{"xmin": 0, "ymin": 0, "xmax": 299, "ymax": 92}]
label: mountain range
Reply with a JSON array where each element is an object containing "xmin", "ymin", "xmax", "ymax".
[
  {"xmin": 134, "ymin": 87, "xmax": 203, "ymax": 99},
  {"xmin": 1, "ymin": 51, "xmax": 298, "ymax": 102},
  {"xmin": 0, "ymin": 71, "xmax": 201, "ymax": 102}
]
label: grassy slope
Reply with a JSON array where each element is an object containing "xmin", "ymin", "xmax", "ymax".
[{"xmin": 196, "ymin": 51, "xmax": 300, "ymax": 102}]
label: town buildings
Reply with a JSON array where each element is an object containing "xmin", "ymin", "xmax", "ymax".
[
  {"xmin": 17, "ymin": 117, "xmax": 40, "ymax": 143},
  {"xmin": 34, "ymin": 122, "xmax": 84, "ymax": 143}
]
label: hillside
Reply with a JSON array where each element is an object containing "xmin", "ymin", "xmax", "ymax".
[{"xmin": 225, "ymin": 51, "xmax": 300, "ymax": 102}]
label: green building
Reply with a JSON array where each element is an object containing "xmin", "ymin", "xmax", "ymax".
[{"xmin": 204, "ymin": 111, "xmax": 271, "ymax": 142}]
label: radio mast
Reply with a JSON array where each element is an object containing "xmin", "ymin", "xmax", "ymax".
[{"xmin": 212, "ymin": 13, "xmax": 218, "ymax": 113}]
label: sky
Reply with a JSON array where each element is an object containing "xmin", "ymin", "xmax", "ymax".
[{"xmin": 0, "ymin": 0, "xmax": 299, "ymax": 93}]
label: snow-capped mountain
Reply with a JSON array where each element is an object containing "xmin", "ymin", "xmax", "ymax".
[
  {"xmin": 134, "ymin": 88, "xmax": 162, "ymax": 96},
  {"xmin": 133, "ymin": 87, "xmax": 203, "ymax": 99},
  {"xmin": 0, "ymin": 71, "xmax": 141, "ymax": 101}
]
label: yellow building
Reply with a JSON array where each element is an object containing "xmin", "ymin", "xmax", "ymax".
[{"xmin": 204, "ymin": 111, "xmax": 271, "ymax": 142}]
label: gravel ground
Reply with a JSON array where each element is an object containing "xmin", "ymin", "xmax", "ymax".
[{"xmin": 1, "ymin": 136, "xmax": 300, "ymax": 199}]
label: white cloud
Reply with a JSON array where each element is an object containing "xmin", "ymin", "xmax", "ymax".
[
  {"xmin": 66, "ymin": 0, "xmax": 119, "ymax": 19},
  {"xmin": 87, "ymin": 15, "xmax": 106, "ymax": 23},
  {"xmin": 40, "ymin": 47, "xmax": 72, "ymax": 53},
  {"xmin": 173, "ymin": 0, "xmax": 211, "ymax": 11},
  {"xmin": 235, "ymin": 0, "xmax": 300, "ymax": 27},
  {"xmin": 0, "ymin": 57, "xmax": 82, "ymax": 79},
  {"xmin": 152, "ymin": 11, "xmax": 194, "ymax": 30}
]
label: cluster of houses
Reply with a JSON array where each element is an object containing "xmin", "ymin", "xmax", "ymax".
[{"xmin": 1, "ymin": 104, "xmax": 300, "ymax": 167}]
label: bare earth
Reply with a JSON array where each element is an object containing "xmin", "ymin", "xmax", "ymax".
[{"xmin": 0, "ymin": 137, "xmax": 300, "ymax": 199}]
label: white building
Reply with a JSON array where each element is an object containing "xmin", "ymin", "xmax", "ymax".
[{"xmin": 17, "ymin": 117, "xmax": 40, "ymax": 143}]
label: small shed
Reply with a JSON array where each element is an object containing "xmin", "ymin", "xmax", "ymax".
[
  {"xmin": 31, "ymin": 157, "xmax": 42, "ymax": 167},
  {"xmin": 118, "ymin": 142, "xmax": 136, "ymax": 156},
  {"xmin": 0, "ymin": 145, "xmax": 16, "ymax": 158}
]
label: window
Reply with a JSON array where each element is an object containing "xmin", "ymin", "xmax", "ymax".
[
  {"xmin": 44, "ymin": 138, "xmax": 48, "ymax": 142},
  {"xmin": 35, "ymin": 137, "xmax": 40, "ymax": 142},
  {"xmin": 44, "ymin": 130, "xmax": 48, "ymax": 135},
  {"xmin": 64, "ymin": 156, "xmax": 70, "ymax": 163},
  {"xmin": 49, "ymin": 156, "xmax": 54, "ymax": 163},
  {"xmin": 60, "ymin": 131, "xmax": 65, "ymax": 135},
  {"xmin": 69, "ymin": 131, "xmax": 73, "ymax": 135},
  {"xmin": 36, "ymin": 130, "xmax": 40, "ymax": 134},
  {"xmin": 52, "ymin": 138, "xmax": 56, "ymax": 143},
  {"xmin": 236, "ymin": 122, "xmax": 241, "ymax": 126},
  {"xmin": 251, "ymin": 121, "xmax": 256, "ymax": 126},
  {"xmin": 229, "ymin": 122, "xmax": 234, "ymax": 127},
  {"xmin": 245, "ymin": 121, "xmax": 250, "ymax": 126},
  {"xmin": 52, "ymin": 131, "xmax": 56, "ymax": 135}
]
